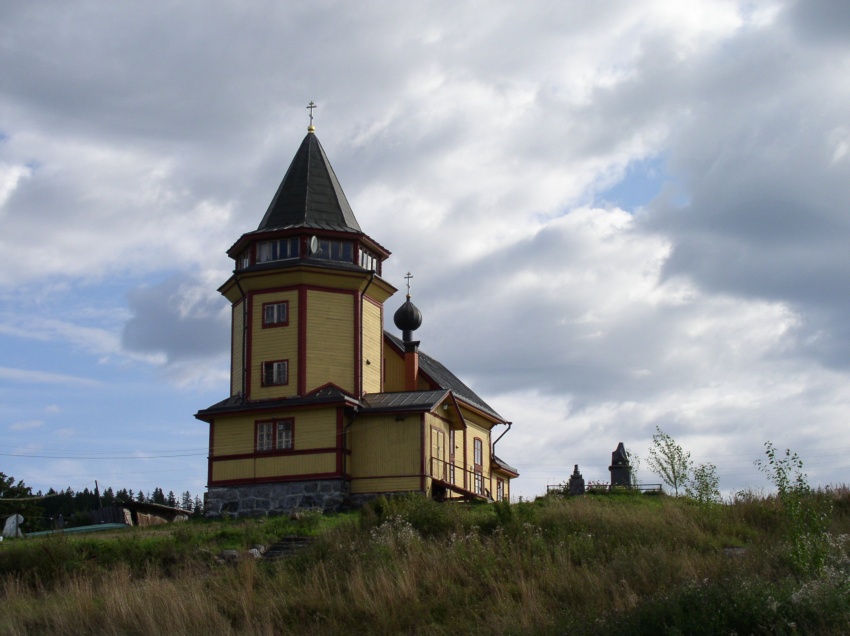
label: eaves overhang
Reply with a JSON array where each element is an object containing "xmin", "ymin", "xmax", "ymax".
[{"xmin": 195, "ymin": 388, "xmax": 361, "ymax": 423}]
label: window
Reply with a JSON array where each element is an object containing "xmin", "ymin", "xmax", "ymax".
[
  {"xmin": 449, "ymin": 430, "xmax": 456, "ymax": 485},
  {"xmin": 359, "ymin": 248, "xmax": 378, "ymax": 272},
  {"xmin": 262, "ymin": 360, "xmax": 288, "ymax": 386},
  {"xmin": 237, "ymin": 249, "xmax": 251, "ymax": 270},
  {"xmin": 256, "ymin": 418, "xmax": 293, "ymax": 452},
  {"xmin": 257, "ymin": 422, "xmax": 273, "ymax": 451},
  {"xmin": 473, "ymin": 438, "xmax": 484, "ymax": 495},
  {"xmin": 496, "ymin": 479, "xmax": 504, "ymax": 502},
  {"xmin": 313, "ymin": 239, "xmax": 353, "ymax": 263},
  {"xmin": 257, "ymin": 238, "xmax": 299, "ymax": 263},
  {"xmin": 262, "ymin": 301, "xmax": 288, "ymax": 327}
]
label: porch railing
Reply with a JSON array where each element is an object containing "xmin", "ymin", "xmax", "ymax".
[{"xmin": 430, "ymin": 457, "xmax": 490, "ymax": 498}]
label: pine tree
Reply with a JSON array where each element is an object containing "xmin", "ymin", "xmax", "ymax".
[{"xmin": 0, "ymin": 472, "xmax": 41, "ymax": 524}]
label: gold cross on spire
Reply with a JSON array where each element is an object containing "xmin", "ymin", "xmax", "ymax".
[
  {"xmin": 307, "ymin": 101, "xmax": 317, "ymax": 132},
  {"xmin": 404, "ymin": 272, "xmax": 413, "ymax": 298}
]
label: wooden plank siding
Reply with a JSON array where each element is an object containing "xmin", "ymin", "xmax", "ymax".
[
  {"xmin": 210, "ymin": 408, "xmax": 341, "ymax": 484},
  {"xmin": 361, "ymin": 297, "xmax": 383, "ymax": 394},
  {"xmin": 249, "ymin": 290, "xmax": 299, "ymax": 400},
  {"xmin": 306, "ymin": 290, "xmax": 355, "ymax": 394},
  {"xmin": 383, "ymin": 344, "xmax": 405, "ymax": 392},
  {"xmin": 348, "ymin": 414, "xmax": 420, "ymax": 486},
  {"xmin": 211, "ymin": 453, "xmax": 337, "ymax": 483},
  {"xmin": 231, "ymin": 300, "xmax": 244, "ymax": 396},
  {"xmin": 350, "ymin": 476, "xmax": 421, "ymax": 495},
  {"xmin": 424, "ymin": 413, "xmax": 451, "ymax": 496},
  {"xmin": 465, "ymin": 421, "xmax": 492, "ymax": 497}
]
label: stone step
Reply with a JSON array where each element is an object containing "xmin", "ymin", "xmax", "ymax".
[{"xmin": 264, "ymin": 535, "xmax": 315, "ymax": 560}]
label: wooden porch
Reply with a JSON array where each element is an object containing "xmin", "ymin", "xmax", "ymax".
[{"xmin": 429, "ymin": 457, "xmax": 490, "ymax": 502}]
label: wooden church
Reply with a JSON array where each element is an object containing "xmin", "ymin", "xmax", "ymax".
[{"xmin": 196, "ymin": 118, "xmax": 518, "ymax": 516}]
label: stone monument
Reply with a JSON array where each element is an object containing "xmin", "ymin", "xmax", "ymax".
[
  {"xmin": 568, "ymin": 464, "xmax": 586, "ymax": 495},
  {"xmin": 609, "ymin": 442, "xmax": 632, "ymax": 487}
]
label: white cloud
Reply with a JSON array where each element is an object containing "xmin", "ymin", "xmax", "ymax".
[
  {"xmin": 0, "ymin": 366, "xmax": 100, "ymax": 388},
  {"xmin": 0, "ymin": 163, "xmax": 31, "ymax": 210},
  {"xmin": 1, "ymin": 0, "xmax": 850, "ymax": 500},
  {"xmin": 9, "ymin": 419, "xmax": 44, "ymax": 431}
]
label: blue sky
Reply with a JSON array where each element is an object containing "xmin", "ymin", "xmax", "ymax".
[{"xmin": 3, "ymin": 0, "xmax": 850, "ymax": 501}]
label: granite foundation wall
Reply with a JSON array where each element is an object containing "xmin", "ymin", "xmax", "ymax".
[{"xmin": 205, "ymin": 480, "xmax": 348, "ymax": 518}]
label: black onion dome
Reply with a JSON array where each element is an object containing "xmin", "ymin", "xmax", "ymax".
[{"xmin": 394, "ymin": 298, "xmax": 422, "ymax": 332}]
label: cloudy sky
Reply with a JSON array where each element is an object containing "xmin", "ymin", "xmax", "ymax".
[{"xmin": 2, "ymin": 0, "xmax": 850, "ymax": 501}]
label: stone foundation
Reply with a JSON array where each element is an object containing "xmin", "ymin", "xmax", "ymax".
[{"xmin": 204, "ymin": 480, "xmax": 349, "ymax": 518}]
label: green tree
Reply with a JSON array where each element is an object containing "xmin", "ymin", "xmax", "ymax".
[
  {"xmin": 647, "ymin": 427, "xmax": 692, "ymax": 495},
  {"xmin": 626, "ymin": 449, "xmax": 641, "ymax": 486},
  {"xmin": 0, "ymin": 472, "xmax": 43, "ymax": 529},
  {"xmin": 685, "ymin": 462, "xmax": 721, "ymax": 504},
  {"xmin": 755, "ymin": 442, "xmax": 830, "ymax": 572}
]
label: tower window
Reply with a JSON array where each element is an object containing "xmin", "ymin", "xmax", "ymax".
[
  {"xmin": 237, "ymin": 249, "xmax": 251, "ymax": 270},
  {"xmin": 257, "ymin": 238, "xmax": 299, "ymax": 263},
  {"xmin": 256, "ymin": 418, "xmax": 294, "ymax": 452},
  {"xmin": 262, "ymin": 301, "xmax": 289, "ymax": 327},
  {"xmin": 474, "ymin": 438, "xmax": 483, "ymax": 467},
  {"xmin": 359, "ymin": 248, "xmax": 378, "ymax": 272},
  {"xmin": 313, "ymin": 239, "xmax": 353, "ymax": 263},
  {"xmin": 261, "ymin": 360, "xmax": 288, "ymax": 386}
]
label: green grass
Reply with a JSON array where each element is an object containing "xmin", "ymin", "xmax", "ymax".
[{"xmin": 2, "ymin": 491, "xmax": 850, "ymax": 634}]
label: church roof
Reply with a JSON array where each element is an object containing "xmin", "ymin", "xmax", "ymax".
[
  {"xmin": 385, "ymin": 332, "xmax": 504, "ymax": 421},
  {"xmin": 493, "ymin": 455, "xmax": 519, "ymax": 476},
  {"xmin": 256, "ymin": 132, "xmax": 362, "ymax": 234},
  {"xmin": 194, "ymin": 385, "xmax": 359, "ymax": 421},
  {"xmin": 361, "ymin": 389, "xmax": 450, "ymax": 412}
]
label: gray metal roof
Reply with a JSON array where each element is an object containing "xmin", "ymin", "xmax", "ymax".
[
  {"xmin": 493, "ymin": 455, "xmax": 519, "ymax": 475},
  {"xmin": 385, "ymin": 332, "xmax": 504, "ymax": 421},
  {"xmin": 195, "ymin": 385, "xmax": 358, "ymax": 420},
  {"xmin": 256, "ymin": 132, "xmax": 362, "ymax": 234},
  {"xmin": 361, "ymin": 389, "xmax": 450, "ymax": 412}
]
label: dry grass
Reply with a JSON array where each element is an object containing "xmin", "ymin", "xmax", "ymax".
[{"xmin": 2, "ymin": 491, "xmax": 850, "ymax": 635}]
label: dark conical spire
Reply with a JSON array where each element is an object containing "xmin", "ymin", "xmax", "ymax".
[{"xmin": 257, "ymin": 132, "xmax": 362, "ymax": 233}]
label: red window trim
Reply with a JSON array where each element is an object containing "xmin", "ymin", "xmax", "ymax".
[
  {"xmin": 261, "ymin": 300, "xmax": 289, "ymax": 328},
  {"xmin": 261, "ymin": 359, "xmax": 289, "ymax": 386},
  {"xmin": 254, "ymin": 417, "xmax": 295, "ymax": 452}
]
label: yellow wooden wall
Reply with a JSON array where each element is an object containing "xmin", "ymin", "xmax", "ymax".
[
  {"xmin": 348, "ymin": 414, "xmax": 420, "ymax": 493},
  {"xmin": 425, "ymin": 413, "xmax": 449, "ymax": 473},
  {"xmin": 212, "ymin": 453, "xmax": 337, "ymax": 482},
  {"xmin": 383, "ymin": 344, "xmax": 405, "ymax": 392},
  {"xmin": 362, "ymin": 299, "xmax": 382, "ymax": 394},
  {"xmin": 249, "ymin": 290, "xmax": 299, "ymax": 400},
  {"xmin": 465, "ymin": 420, "xmax": 491, "ymax": 493},
  {"xmin": 231, "ymin": 300, "xmax": 244, "ymax": 396},
  {"xmin": 350, "ymin": 476, "xmax": 420, "ymax": 494},
  {"xmin": 383, "ymin": 342, "xmax": 435, "ymax": 392},
  {"xmin": 213, "ymin": 415, "xmax": 254, "ymax": 457},
  {"xmin": 306, "ymin": 290, "xmax": 354, "ymax": 393},
  {"xmin": 211, "ymin": 408, "xmax": 340, "ymax": 483}
]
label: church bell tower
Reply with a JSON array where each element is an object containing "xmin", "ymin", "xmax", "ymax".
[{"xmin": 196, "ymin": 116, "xmax": 397, "ymax": 515}]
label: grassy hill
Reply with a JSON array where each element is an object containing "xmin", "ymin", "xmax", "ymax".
[{"xmin": 2, "ymin": 489, "xmax": 850, "ymax": 635}]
